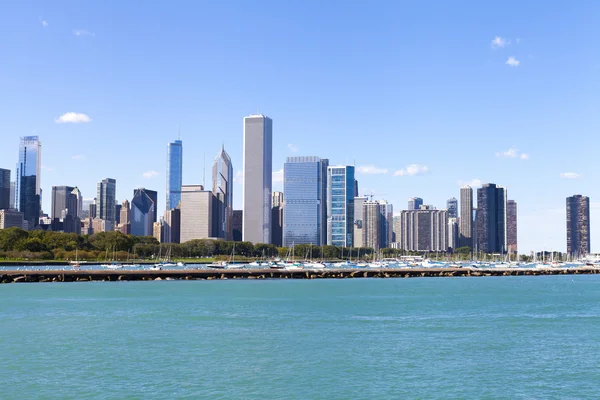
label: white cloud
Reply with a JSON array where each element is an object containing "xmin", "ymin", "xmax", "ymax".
[
  {"xmin": 40, "ymin": 19, "xmax": 48, "ymax": 27},
  {"xmin": 356, "ymin": 165, "xmax": 388, "ymax": 175},
  {"xmin": 506, "ymin": 56, "xmax": 520, "ymax": 67},
  {"xmin": 71, "ymin": 155, "xmax": 85, "ymax": 160},
  {"xmin": 495, "ymin": 147, "xmax": 528, "ymax": 159},
  {"xmin": 560, "ymin": 172, "xmax": 582, "ymax": 180},
  {"xmin": 272, "ymin": 169, "xmax": 284, "ymax": 183},
  {"xmin": 491, "ymin": 36, "xmax": 508, "ymax": 48},
  {"xmin": 233, "ymin": 170, "xmax": 243, "ymax": 184},
  {"xmin": 73, "ymin": 29, "xmax": 95, "ymax": 37},
  {"xmin": 142, "ymin": 170, "xmax": 159, "ymax": 179},
  {"xmin": 287, "ymin": 144, "xmax": 298, "ymax": 153},
  {"xmin": 55, "ymin": 112, "xmax": 92, "ymax": 124},
  {"xmin": 394, "ymin": 164, "xmax": 429, "ymax": 177},
  {"xmin": 457, "ymin": 179, "xmax": 482, "ymax": 188}
]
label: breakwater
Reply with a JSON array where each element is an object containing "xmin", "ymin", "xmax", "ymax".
[{"xmin": 1, "ymin": 267, "xmax": 599, "ymax": 283}]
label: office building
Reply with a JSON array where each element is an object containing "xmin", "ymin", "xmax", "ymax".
[
  {"xmin": 15, "ymin": 136, "xmax": 42, "ymax": 228},
  {"xmin": 153, "ymin": 220, "xmax": 164, "ymax": 243},
  {"xmin": 0, "ymin": 168, "xmax": 10, "ymax": 210},
  {"xmin": 507, "ymin": 200, "xmax": 517, "ymax": 254},
  {"xmin": 283, "ymin": 156, "xmax": 328, "ymax": 247},
  {"xmin": 96, "ymin": 178, "xmax": 116, "ymax": 224},
  {"xmin": 354, "ymin": 179, "xmax": 359, "ymax": 198},
  {"xmin": 327, "ymin": 165, "xmax": 355, "ymax": 247},
  {"xmin": 242, "ymin": 114, "xmax": 272, "ymax": 244},
  {"xmin": 232, "ymin": 210, "xmax": 243, "ymax": 242},
  {"xmin": 166, "ymin": 139, "xmax": 183, "ymax": 210},
  {"xmin": 353, "ymin": 196, "xmax": 368, "ymax": 248},
  {"xmin": 459, "ymin": 186, "xmax": 473, "ymax": 248},
  {"xmin": 9, "ymin": 181, "xmax": 15, "ymax": 209},
  {"xmin": 398, "ymin": 208, "xmax": 448, "ymax": 252},
  {"xmin": 180, "ymin": 185, "xmax": 213, "ymax": 242},
  {"xmin": 448, "ymin": 217, "xmax": 459, "ymax": 251},
  {"xmin": 91, "ymin": 218, "xmax": 111, "ymax": 233},
  {"xmin": 0, "ymin": 209, "xmax": 24, "ymax": 229},
  {"xmin": 566, "ymin": 195, "xmax": 590, "ymax": 256},
  {"xmin": 408, "ymin": 197, "xmax": 423, "ymax": 211},
  {"xmin": 271, "ymin": 191, "xmax": 283, "ymax": 247},
  {"xmin": 447, "ymin": 197, "xmax": 458, "ymax": 219},
  {"xmin": 50, "ymin": 186, "xmax": 81, "ymax": 233},
  {"xmin": 164, "ymin": 208, "xmax": 181, "ymax": 244},
  {"xmin": 130, "ymin": 188, "xmax": 158, "ymax": 237},
  {"xmin": 71, "ymin": 187, "xmax": 83, "ymax": 219},
  {"xmin": 212, "ymin": 146, "xmax": 233, "ymax": 240},
  {"xmin": 363, "ymin": 201, "xmax": 382, "ymax": 250},
  {"xmin": 475, "ymin": 183, "xmax": 507, "ymax": 254},
  {"xmin": 378, "ymin": 200, "xmax": 393, "ymax": 249}
]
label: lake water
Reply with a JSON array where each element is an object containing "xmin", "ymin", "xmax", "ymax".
[{"xmin": 1, "ymin": 276, "xmax": 599, "ymax": 399}]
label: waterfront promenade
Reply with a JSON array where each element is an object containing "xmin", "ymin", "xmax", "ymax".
[{"xmin": 1, "ymin": 266, "xmax": 599, "ymax": 283}]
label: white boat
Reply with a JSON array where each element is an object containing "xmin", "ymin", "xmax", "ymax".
[
  {"xmin": 102, "ymin": 262, "xmax": 123, "ymax": 269},
  {"xmin": 207, "ymin": 261, "xmax": 228, "ymax": 269},
  {"xmin": 176, "ymin": 261, "xmax": 185, "ymax": 267},
  {"xmin": 305, "ymin": 262, "xmax": 326, "ymax": 269}
]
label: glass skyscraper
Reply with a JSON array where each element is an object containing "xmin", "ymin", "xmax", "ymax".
[
  {"xmin": 475, "ymin": 183, "xmax": 507, "ymax": 253},
  {"xmin": 212, "ymin": 145, "xmax": 233, "ymax": 240},
  {"xmin": 566, "ymin": 195, "xmax": 590, "ymax": 256},
  {"xmin": 96, "ymin": 178, "xmax": 117, "ymax": 226},
  {"xmin": 16, "ymin": 136, "xmax": 41, "ymax": 228},
  {"xmin": 283, "ymin": 156, "xmax": 329, "ymax": 247},
  {"xmin": 166, "ymin": 139, "xmax": 183, "ymax": 210},
  {"xmin": 131, "ymin": 188, "xmax": 158, "ymax": 236},
  {"xmin": 327, "ymin": 165, "xmax": 355, "ymax": 247}
]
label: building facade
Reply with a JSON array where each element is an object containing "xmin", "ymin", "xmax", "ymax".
[
  {"xmin": 378, "ymin": 200, "xmax": 393, "ymax": 249},
  {"xmin": 50, "ymin": 186, "xmax": 81, "ymax": 233},
  {"xmin": 408, "ymin": 197, "xmax": 423, "ymax": 211},
  {"xmin": 327, "ymin": 165, "xmax": 355, "ymax": 247},
  {"xmin": 398, "ymin": 208, "xmax": 448, "ymax": 252},
  {"xmin": 166, "ymin": 139, "xmax": 183, "ymax": 210},
  {"xmin": 0, "ymin": 209, "xmax": 24, "ymax": 229},
  {"xmin": 16, "ymin": 136, "xmax": 42, "ymax": 228},
  {"xmin": 130, "ymin": 188, "xmax": 158, "ymax": 236},
  {"xmin": 271, "ymin": 193, "xmax": 283, "ymax": 247},
  {"xmin": 212, "ymin": 146, "xmax": 233, "ymax": 240},
  {"xmin": 566, "ymin": 195, "xmax": 590, "ymax": 256},
  {"xmin": 363, "ymin": 201, "xmax": 382, "ymax": 251},
  {"xmin": 353, "ymin": 196, "xmax": 368, "ymax": 248},
  {"xmin": 283, "ymin": 156, "xmax": 328, "ymax": 247},
  {"xmin": 507, "ymin": 200, "xmax": 517, "ymax": 254},
  {"xmin": 232, "ymin": 210, "xmax": 243, "ymax": 242},
  {"xmin": 242, "ymin": 114, "xmax": 272, "ymax": 244},
  {"xmin": 164, "ymin": 207, "xmax": 181, "ymax": 244},
  {"xmin": 459, "ymin": 186, "xmax": 473, "ymax": 249},
  {"xmin": 447, "ymin": 197, "xmax": 458, "ymax": 219},
  {"xmin": 448, "ymin": 217, "xmax": 459, "ymax": 251},
  {"xmin": 96, "ymin": 178, "xmax": 117, "ymax": 226},
  {"xmin": 475, "ymin": 183, "xmax": 507, "ymax": 254},
  {"xmin": 0, "ymin": 168, "xmax": 10, "ymax": 210},
  {"xmin": 180, "ymin": 185, "xmax": 213, "ymax": 242}
]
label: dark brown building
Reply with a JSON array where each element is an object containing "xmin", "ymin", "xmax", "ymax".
[
  {"xmin": 566, "ymin": 195, "xmax": 590, "ymax": 256},
  {"xmin": 507, "ymin": 200, "xmax": 517, "ymax": 254}
]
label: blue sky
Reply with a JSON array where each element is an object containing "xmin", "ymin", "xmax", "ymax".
[{"xmin": 1, "ymin": 1, "xmax": 599, "ymax": 252}]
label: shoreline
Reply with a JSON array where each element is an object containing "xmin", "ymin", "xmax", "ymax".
[{"xmin": 1, "ymin": 267, "xmax": 599, "ymax": 283}]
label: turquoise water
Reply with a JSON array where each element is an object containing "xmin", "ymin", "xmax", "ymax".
[{"xmin": 1, "ymin": 276, "xmax": 600, "ymax": 399}]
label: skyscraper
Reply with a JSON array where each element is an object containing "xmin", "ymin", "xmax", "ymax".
[
  {"xmin": 131, "ymin": 188, "xmax": 158, "ymax": 236},
  {"xmin": 507, "ymin": 200, "xmax": 517, "ymax": 254},
  {"xmin": 242, "ymin": 114, "xmax": 272, "ymax": 244},
  {"xmin": 363, "ymin": 201, "xmax": 382, "ymax": 251},
  {"xmin": 0, "ymin": 168, "xmax": 10, "ymax": 210},
  {"xmin": 164, "ymin": 207, "xmax": 181, "ymax": 244},
  {"xmin": 447, "ymin": 197, "xmax": 458, "ymax": 219},
  {"xmin": 51, "ymin": 186, "xmax": 80, "ymax": 233},
  {"xmin": 398, "ymin": 208, "xmax": 448, "ymax": 251},
  {"xmin": 180, "ymin": 185, "xmax": 213, "ymax": 242},
  {"xmin": 475, "ymin": 183, "xmax": 507, "ymax": 254},
  {"xmin": 378, "ymin": 200, "xmax": 393, "ymax": 249},
  {"xmin": 166, "ymin": 139, "xmax": 183, "ymax": 210},
  {"xmin": 408, "ymin": 197, "xmax": 423, "ymax": 210},
  {"xmin": 71, "ymin": 187, "xmax": 83, "ymax": 219},
  {"xmin": 96, "ymin": 178, "xmax": 116, "ymax": 230},
  {"xmin": 448, "ymin": 217, "xmax": 459, "ymax": 251},
  {"xmin": 566, "ymin": 195, "xmax": 590, "ymax": 256},
  {"xmin": 9, "ymin": 181, "xmax": 15, "ymax": 209},
  {"xmin": 327, "ymin": 165, "xmax": 355, "ymax": 247},
  {"xmin": 283, "ymin": 156, "xmax": 329, "ymax": 247},
  {"xmin": 16, "ymin": 136, "xmax": 42, "ymax": 228},
  {"xmin": 353, "ymin": 196, "xmax": 368, "ymax": 248},
  {"xmin": 212, "ymin": 146, "xmax": 233, "ymax": 240},
  {"xmin": 271, "ymin": 191, "xmax": 283, "ymax": 247},
  {"xmin": 459, "ymin": 186, "xmax": 473, "ymax": 248},
  {"xmin": 232, "ymin": 210, "xmax": 243, "ymax": 242},
  {"xmin": 120, "ymin": 199, "xmax": 131, "ymax": 234}
]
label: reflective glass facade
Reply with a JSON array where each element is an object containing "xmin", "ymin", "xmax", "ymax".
[
  {"xmin": 166, "ymin": 139, "xmax": 183, "ymax": 210},
  {"xmin": 15, "ymin": 136, "xmax": 41, "ymax": 228},
  {"xmin": 327, "ymin": 166, "xmax": 355, "ymax": 247},
  {"xmin": 96, "ymin": 178, "xmax": 116, "ymax": 224},
  {"xmin": 131, "ymin": 188, "xmax": 158, "ymax": 236},
  {"xmin": 283, "ymin": 157, "xmax": 328, "ymax": 247},
  {"xmin": 212, "ymin": 146, "xmax": 233, "ymax": 240}
]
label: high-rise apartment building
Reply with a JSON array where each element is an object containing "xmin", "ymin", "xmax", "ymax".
[
  {"xmin": 363, "ymin": 201, "xmax": 382, "ymax": 251},
  {"xmin": 475, "ymin": 183, "xmax": 507, "ymax": 254},
  {"xmin": 507, "ymin": 200, "xmax": 517, "ymax": 254},
  {"xmin": 459, "ymin": 186, "xmax": 473, "ymax": 249},
  {"xmin": 180, "ymin": 185, "xmax": 213, "ymax": 242},
  {"xmin": 448, "ymin": 217, "xmax": 459, "ymax": 251},
  {"xmin": 16, "ymin": 136, "xmax": 42, "ymax": 228},
  {"xmin": 0, "ymin": 169, "xmax": 10, "ymax": 210},
  {"xmin": 447, "ymin": 197, "xmax": 458, "ymax": 219},
  {"xmin": 566, "ymin": 195, "xmax": 590, "ymax": 256},
  {"xmin": 283, "ymin": 156, "xmax": 328, "ymax": 247},
  {"xmin": 51, "ymin": 186, "xmax": 81, "ymax": 233},
  {"xmin": 327, "ymin": 166, "xmax": 355, "ymax": 247},
  {"xmin": 398, "ymin": 208, "xmax": 448, "ymax": 251},
  {"xmin": 96, "ymin": 178, "xmax": 116, "ymax": 229},
  {"xmin": 242, "ymin": 114, "xmax": 272, "ymax": 244},
  {"xmin": 130, "ymin": 188, "xmax": 158, "ymax": 236},
  {"xmin": 166, "ymin": 139, "xmax": 183, "ymax": 210},
  {"xmin": 378, "ymin": 200, "xmax": 393, "ymax": 249},
  {"xmin": 353, "ymin": 196, "xmax": 368, "ymax": 248},
  {"xmin": 212, "ymin": 146, "xmax": 233, "ymax": 240},
  {"xmin": 408, "ymin": 197, "xmax": 423, "ymax": 211}
]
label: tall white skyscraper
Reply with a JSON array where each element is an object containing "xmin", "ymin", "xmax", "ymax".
[{"xmin": 242, "ymin": 114, "xmax": 273, "ymax": 244}]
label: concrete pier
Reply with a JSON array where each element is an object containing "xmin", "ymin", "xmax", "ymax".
[{"xmin": 1, "ymin": 267, "xmax": 599, "ymax": 283}]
